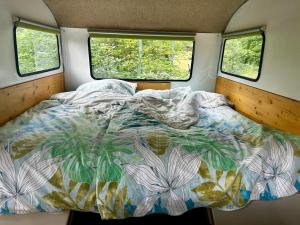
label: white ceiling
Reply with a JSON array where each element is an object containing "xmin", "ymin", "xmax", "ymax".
[{"xmin": 43, "ymin": 0, "xmax": 248, "ymax": 32}]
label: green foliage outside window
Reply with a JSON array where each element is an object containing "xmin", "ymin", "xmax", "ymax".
[
  {"xmin": 221, "ymin": 33, "xmax": 264, "ymax": 80},
  {"xmin": 16, "ymin": 27, "xmax": 59, "ymax": 75},
  {"xmin": 90, "ymin": 37, "xmax": 194, "ymax": 80}
]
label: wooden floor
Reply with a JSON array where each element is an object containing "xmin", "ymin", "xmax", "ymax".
[
  {"xmin": 0, "ymin": 211, "xmax": 69, "ymax": 225},
  {"xmin": 68, "ymin": 208, "xmax": 212, "ymax": 225}
]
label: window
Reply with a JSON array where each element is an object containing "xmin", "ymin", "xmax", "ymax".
[
  {"xmin": 221, "ymin": 31, "xmax": 265, "ymax": 81},
  {"xmin": 14, "ymin": 22, "xmax": 60, "ymax": 76},
  {"xmin": 88, "ymin": 33, "xmax": 195, "ymax": 81}
]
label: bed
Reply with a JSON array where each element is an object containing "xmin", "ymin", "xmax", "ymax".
[{"xmin": 0, "ymin": 79, "xmax": 299, "ymax": 219}]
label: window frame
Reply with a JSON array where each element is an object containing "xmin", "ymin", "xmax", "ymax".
[
  {"xmin": 220, "ymin": 31, "xmax": 265, "ymax": 82},
  {"xmin": 13, "ymin": 24, "xmax": 61, "ymax": 77},
  {"xmin": 87, "ymin": 36, "xmax": 195, "ymax": 82}
]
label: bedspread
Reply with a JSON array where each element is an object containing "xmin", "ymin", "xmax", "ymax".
[{"xmin": 0, "ymin": 90, "xmax": 299, "ymax": 219}]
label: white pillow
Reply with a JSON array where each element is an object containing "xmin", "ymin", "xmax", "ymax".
[
  {"xmin": 135, "ymin": 86, "xmax": 191, "ymax": 99},
  {"xmin": 76, "ymin": 79, "xmax": 137, "ymax": 96}
]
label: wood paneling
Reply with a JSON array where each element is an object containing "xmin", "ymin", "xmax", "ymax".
[
  {"xmin": 215, "ymin": 77, "xmax": 300, "ymax": 135},
  {"xmin": 136, "ymin": 82, "xmax": 171, "ymax": 90},
  {"xmin": 0, "ymin": 73, "xmax": 64, "ymax": 126}
]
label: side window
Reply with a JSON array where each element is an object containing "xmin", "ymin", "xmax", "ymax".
[
  {"xmin": 88, "ymin": 33, "xmax": 195, "ymax": 81},
  {"xmin": 14, "ymin": 22, "xmax": 60, "ymax": 76},
  {"xmin": 221, "ymin": 31, "xmax": 265, "ymax": 81}
]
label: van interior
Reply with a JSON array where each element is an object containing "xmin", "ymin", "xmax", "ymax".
[{"xmin": 0, "ymin": 0, "xmax": 299, "ymax": 225}]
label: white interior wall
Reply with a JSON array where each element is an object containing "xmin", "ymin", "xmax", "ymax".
[
  {"xmin": 0, "ymin": 0, "xmax": 63, "ymax": 89},
  {"xmin": 172, "ymin": 34, "xmax": 221, "ymax": 91},
  {"xmin": 61, "ymin": 28, "xmax": 90, "ymax": 91},
  {"xmin": 218, "ymin": 0, "xmax": 300, "ymax": 100},
  {"xmin": 61, "ymin": 28, "xmax": 221, "ymax": 91}
]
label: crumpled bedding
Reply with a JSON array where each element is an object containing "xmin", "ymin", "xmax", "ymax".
[
  {"xmin": 129, "ymin": 87, "xmax": 229, "ymax": 129},
  {"xmin": 51, "ymin": 87, "xmax": 229, "ymax": 129},
  {"xmin": 0, "ymin": 87, "xmax": 299, "ymax": 219}
]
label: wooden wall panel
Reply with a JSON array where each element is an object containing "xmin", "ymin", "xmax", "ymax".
[
  {"xmin": 215, "ymin": 77, "xmax": 300, "ymax": 136},
  {"xmin": 136, "ymin": 82, "xmax": 171, "ymax": 90},
  {"xmin": 0, "ymin": 73, "xmax": 64, "ymax": 126}
]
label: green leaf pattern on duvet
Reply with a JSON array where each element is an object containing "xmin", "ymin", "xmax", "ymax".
[
  {"xmin": 42, "ymin": 114, "xmax": 109, "ymax": 184},
  {"xmin": 96, "ymin": 138, "xmax": 133, "ymax": 182},
  {"xmin": 43, "ymin": 169, "xmax": 97, "ymax": 211},
  {"xmin": 96, "ymin": 181, "xmax": 130, "ymax": 219},
  {"xmin": 168, "ymin": 128, "xmax": 247, "ymax": 171},
  {"xmin": 42, "ymin": 113, "xmax": 134, "ymax": 184},
  {"xmin": 193, "ymin": 160, "xmax": 246, "ymax": 209},
  {"xmin": 11, "ymin": 135, "xmax": 47, "ymax": 159}
]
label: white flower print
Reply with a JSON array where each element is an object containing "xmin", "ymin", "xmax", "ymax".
[
  {"xmin": 0, "ymin": 144, "xmax": 59, "ymax": 213},
  {"xmin": 125, "ymin": 140, "xmax": 201, "ymax": 217},
  {"xmin": 243, "ymin": 137, "xmax": 297, "ymax": 200}
]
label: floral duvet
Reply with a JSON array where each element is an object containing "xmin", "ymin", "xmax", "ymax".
[{"xmin": 0, "ymin": 88, "xmax": 299, "ymax": 219}]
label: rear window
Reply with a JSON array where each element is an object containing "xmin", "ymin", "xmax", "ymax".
[
  {"xmin": 88, "ymin": 34, "xmax": 195, "ymax": 81},
  {"xmin": 14, "ymin": 23, "xmax": 60, "ymax": 76},
  {"xmin": 221, "ymin": 32, "xmax": 265, "ymax": 81}
]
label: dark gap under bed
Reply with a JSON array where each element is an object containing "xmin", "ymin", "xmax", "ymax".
[{"xmin": 68, "ymin": 208, "xmax": 212, "ymax": 225}]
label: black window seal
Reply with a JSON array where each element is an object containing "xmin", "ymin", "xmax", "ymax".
[
  {"xmin": 13, "ymin": 25, "xmax": 61, "ymax": 77},
  {"xmin": 87, "ymin": 36, "xmax": 195, "ymax": 82},
  {"xmin": 220, "ymin": 31, "xmax": 265, "ymax": 82}
]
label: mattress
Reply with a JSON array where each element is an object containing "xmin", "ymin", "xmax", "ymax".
[{"xmin": 0, "ymin": 88, "xmax": 299, "ymax": 219}]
